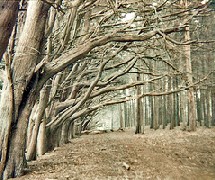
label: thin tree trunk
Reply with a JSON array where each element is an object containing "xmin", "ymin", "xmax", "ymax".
[
  {"xmin": 162, "ymin": 78, "xmax": 167, "ymax": 129},
  {"xmin": 180, "ymin": 91, "xmax": 187, "ymax": 130},
  {"xmin": 127, "ymin": 101, "xmax": 132, "ymax": 127},
  {"xmin": 119, "ymin": 103, "xmax": 124, "ymax": 129},
  {"xmin": 162, "ymin": 95, "xmax": 167, "ymax": 129},
  {"xmin": 203, "ymin": 88, "xmax": 211, "ymax": 128},
  {"xmin": 168, "ymin": 77, "xmax": 174, "ymax": 129},
  {"xmin": 124, "ymin": 102, "xmax": 128, "ymax": 127},
  {"xmin": 153, "ymin": 96, "xmax": 159, "ymax": 130},
  {"xmin": 196, "ymin": 89, "xmax": 202, "ymax": 126},
  {"xmin": 184, "ymin": 24, "xmax": 196, "ymax": 131},
  {"xmin": 211, "ymin": 88, "xmax": 215, "ymax": 126},
  {"xmin": 145, "ymin": 97, "xmax": 149, "ymax": 126},
  {"xmin": 36, "ymin": 119, "xmax": 47, "ymax": 156},
  {"xmin": 27, "ymin": 103, "xmax": 38, "ymax": 148},
  {"xmin": 26, "ymin": 86, "xmax": 49, "ymax": 161},
  {"xmin": 135, "ymin": 72, "xmax": 144, "ymax": 134}
]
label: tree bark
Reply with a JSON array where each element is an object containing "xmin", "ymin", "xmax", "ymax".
[
  {"xmin": 135, "ymin": 72, "xmax": 144, "ymax": 134},
  {"xmin": 0, "ymin": 0, "xmax": 19, "ymax": 61},
  {"xmin": 211, "ymin": 88, "xmax": 215, "ymax": 126},
  {"xmin": 60, "ymin": 121, "xmax": 70, "ymax": 145},
  {"xmin": 2, "ymin": 91, "xmax": 36, "ymax": 179},
  {"xmin": 123, "ymin": 90, "xmax": 128, "ymax": 127},
  {"xmin": 153, "ymin": 96, "xmax": 159, "ymax": 130},
  {"xmin": 0, "ymin": 54, "xmax": 13, "ymax": 178},
  {"xmin": 180, "ymin": 91, "xmax": 187, "ymax": 130},
  {"xmin": 36, "ymin": 119, "xmax": 47, "ymax": 156},
  {"xmin": 119, "ymin": 103, "xmax": 124, "ymax": 129},
  {"xmin": 184, "ymin": 23, "xmax": 196, "ymax": 131},
  {"xmin": 26, "ymin": 86, "xmax": 49, "ymax": 161},
  {"xmin": 0, "ymin": 0, "xmax": 50, "ymax": 178}
]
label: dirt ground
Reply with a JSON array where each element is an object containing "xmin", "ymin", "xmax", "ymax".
[{"xmin": 12, "ymin": 126, "xmax": 215, "ymax": 180}]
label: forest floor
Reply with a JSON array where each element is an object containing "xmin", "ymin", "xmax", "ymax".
[{"xmin": 12, "ymin": 126, "xmax": 215, "ymax": 180}]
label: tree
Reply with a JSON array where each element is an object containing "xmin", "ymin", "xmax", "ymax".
[
  {"xmin": 183, "ymin": 0, "xmax": 197, "ymax": 131},
  {"xmin": 0, "ymin": 0, "xmax": 20, "ymax": 61},
  {"xmin": 0, "ymin": 0, "xmax": 50, "ymax": 178},
  {"xmin": 135, "ymin": 66, "xmax": 144, "ymax": 134},
  {"xmin": 0, "ymin": 0, "xmax": 212, "ymax": 179}
]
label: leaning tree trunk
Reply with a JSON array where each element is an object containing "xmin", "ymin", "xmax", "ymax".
[
  {"xmin": 0, "ymin": 1, "xmax": 50, "ymax": 179},
  {"xmin": 26, "ymin": 86, "xmax": 50, "ymax": 161},
  {"xmin": 36, "ymin": 119, "xmax": 47, "ymax": 156},
  {"xmin": 1, "ymin": 91, "xmax": 36, "ymax": 179},
  {"xmin": 0, "ymin": 0, "xmax": 19, "ymax": 61}
]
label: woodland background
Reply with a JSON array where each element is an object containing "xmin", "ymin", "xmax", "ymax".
[{"xmin": 0, "ymin": 0, "xmax": 215, "ymax": 179}]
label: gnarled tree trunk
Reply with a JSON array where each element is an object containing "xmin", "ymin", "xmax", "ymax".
[{"xmin": 0, "ymin": 0, "xmax": 50, "ymax": 179}]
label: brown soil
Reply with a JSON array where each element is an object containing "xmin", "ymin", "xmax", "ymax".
[{"xmin": 11, "ymin": 127, "xmax": 215, "ymax": 180}]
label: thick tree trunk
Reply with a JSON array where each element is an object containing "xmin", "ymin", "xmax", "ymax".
[
  {"xmin": 46, "ymin": 126, "xmax": 61, "ymax": 151},
  {"xmin": 0, "ymin": 57, "xmax": 13, "ymax": 178},
  {"xmin": 0, "ymin": 0, "xmax": 19, "ymax": 61},
  {"xmin": 2, "ymin": 92, "xmax": 36, "ymax": 179},
  {"xmin": 0, "ymin": 0, "xmax": 50, "ymax": 179}
]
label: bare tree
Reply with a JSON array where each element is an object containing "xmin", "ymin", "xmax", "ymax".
[
  {"xmin": 0, "ymin": 0, "xmax": 50, "ymax": 178},
  {"xmin": 0, "ymin": 0, "xmax": 212, "ymax": 179}
]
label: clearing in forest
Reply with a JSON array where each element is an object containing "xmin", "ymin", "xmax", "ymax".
[{"xmin": 12, "ymin": 127, "xmax": 215, "ymax": 180}]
